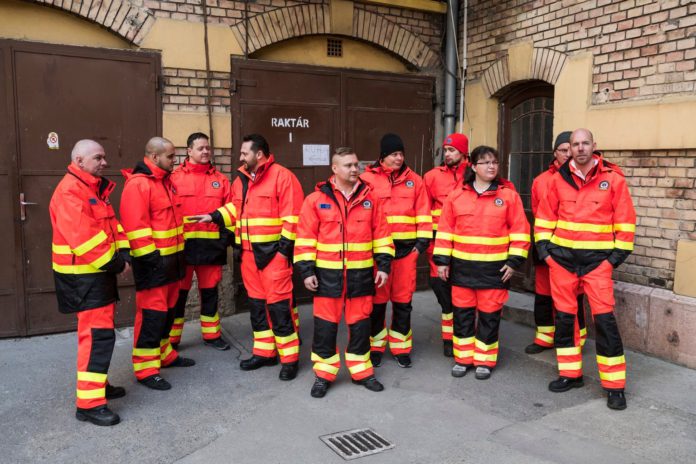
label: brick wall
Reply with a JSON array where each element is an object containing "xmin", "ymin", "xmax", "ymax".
[
  {"xmin": 603, "ymin": 149, "xmax": 696, "ymax": 290},
  {"xmin": 465, "ymin": 0, "xmax": 696, "ymax": 104},
  {"xmin": 163, "ymin": 68, "xmax": 231, "ymax": 113},
  {"xmin": 359, "ymin": 3, "xmax": 444, "ymax": 52}
]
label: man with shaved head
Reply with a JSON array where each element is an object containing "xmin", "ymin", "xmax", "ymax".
[
  {"xmin": 120, "ymin": 137, "xmax": 194, "ymax": 391},
  {"xmin": 50, "ymin": 139, "xmax": 131, "ymax": 425},
  {"xmin": 535, "ymin": 128, "xmax": 636, "ymax": 410}
]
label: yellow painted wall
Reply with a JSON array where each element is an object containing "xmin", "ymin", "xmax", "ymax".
[
  {"xmin": 0, "ymin": 0, "xmax": 131, "ymax": 49},
  {"xmin": 163, "ymin": 112, "xmax": 232, "ymax": 149},
  {"xmin": 251, "ymin": 36, "xmax": 410, "ymax": 73},
  {"xmin": 459, "ymin": 81, "xmax": 498, "ymax": 148}
]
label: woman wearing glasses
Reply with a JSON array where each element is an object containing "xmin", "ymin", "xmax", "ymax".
[{"xmin": 432, "ymin": 146, "xmax": 530, "ymax": 380}]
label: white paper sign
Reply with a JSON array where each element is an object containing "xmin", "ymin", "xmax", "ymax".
[{"xmin": 303, "ymin": 144, "xmax": 330, "ymax": 166}]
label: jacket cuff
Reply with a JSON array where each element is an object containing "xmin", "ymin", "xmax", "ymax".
[
  {"xmin": 505, "ymin": 256, "xmax": 525, "ymax": 269},
  {"xmin": 415, "ymin": 238, "xmax": 430, "ymax": 254},
  {"xmin": 210, "ymin": 210, "xmax": 224, "ymax": 227},
  {"xmin": 375, "ymin": 254, "xmax": 392, "ymax": 274},
  {"xmin": 99, "ymin": 252, "xmax": 126, "ymax": 274},
  {"xmin": 608, "ymin": 250, "xmax": 630, "ymax": 268},
  {"xmin": 536, "ymin": 241, "xmax": 550, "ymax": 262},
  {"xmin": 432, "ymin": 255, "xmax": 450, "ymax": 266}
]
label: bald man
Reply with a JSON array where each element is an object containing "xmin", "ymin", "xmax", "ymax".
[
  {"xmin": 50, "ymin": 140, "xmax": 130, "ymax": 425},
  {"xmin": 121, "ymin": 137, "xmax": 194, "ymax": 391}
]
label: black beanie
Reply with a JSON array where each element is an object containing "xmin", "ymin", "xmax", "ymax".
[
  {"xmin": 554, "ymin": 131, "xmax": 572, "ymax": 151},
  {"xmin": 380, "ymin": 133, "xmax": 405, "ymax": 159}
]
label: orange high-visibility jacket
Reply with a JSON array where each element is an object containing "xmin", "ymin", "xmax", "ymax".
[
  {"xmin": 120, "ymin": 157, "xmax": 186, "ymax": 290},
  {"xmin": 50, "ymin": 164, "xmax": 129, "ymax": 313},
  {"xmin": 360, "ymin": 164, "xmax": 432, "ymax": 259},
  {"xmin": 213, "ymin": 155, "xmax": 303, "ymax": 270},
  {"xmin": 294, "ymin": 177, "xmax": 395, "ymax": 298},
  {"xmin": 531, "ymin": 161, "xmax": 561, "ymax": 217},
  {"xmin": 534, "ymin": 154, "xmax": 636, "ymax": 276},
  {"xmin": 424, "ymin": 162, "xmax": 468, "ymax": 235},
  {"xmin": 433, "ymin": 180, "xmax": 531, "ymax": 288},
  {"xmin": 171, "ymin": 160, "xmax": 234, "ymax": 265}
]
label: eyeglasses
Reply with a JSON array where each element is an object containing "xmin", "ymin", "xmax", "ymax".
[{"xmin": 475, "ymin": 160, "xmax": 500, "ymax": 166}]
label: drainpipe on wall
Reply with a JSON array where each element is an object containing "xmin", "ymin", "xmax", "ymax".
[
  {"xmin": 444, "ymin": 0, "xmax": 459, "ymax": 137},
  {"xmin": 459, "ymin": 0, "xmax": 468, "ymax": 137},
  {"xmin": 201, "ymin": 0, "xmax": 215, "ymax": 149}
]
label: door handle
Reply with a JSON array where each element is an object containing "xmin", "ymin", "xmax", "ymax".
[{"xmin": 20, "ymin": 193, "xmax": 37, "ymax": 221}]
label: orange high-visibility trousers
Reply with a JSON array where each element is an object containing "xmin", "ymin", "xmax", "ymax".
[
  {"xmin": 76, "ymin": 303, "xmax": 116, "ymax": 409},
  {"xmin": 169, "ymin": 264, "xmax": 223, "ymax": 344}
]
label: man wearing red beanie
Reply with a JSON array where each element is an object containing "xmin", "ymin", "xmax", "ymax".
[{"xmin": 424, "ymin": 133, "xmax": 470, "ymax": 357}]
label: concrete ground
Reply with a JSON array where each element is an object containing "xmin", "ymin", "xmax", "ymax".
[{"xmin": 1, "ymin": 290, "xmax": 695, "ymax": 464}]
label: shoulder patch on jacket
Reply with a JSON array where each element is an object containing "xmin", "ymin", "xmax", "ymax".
[
  {"xmin": 319, "ymin": 203, "xmax": 331, "ymax": 209},
  {"xmin": 88, "ymin": 198, "xmax": 98, "ymax": 205},
  {"xmin": 599, "ymin": 180, "xmax": 610, "ymax": 190},
  {"xmin": 212, "ymin": 181, "xmax": 220, "ymax": 188},
  {"xmin": 406, "ymin": 180, "xmax": 415, "ymax": 188},
  {"xmin": 494, "ymin": 198, "xmax": 504, "ymax": 207}
]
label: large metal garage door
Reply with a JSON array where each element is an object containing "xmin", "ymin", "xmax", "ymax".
[
  {"xmin": 0, "ymin": 40, "xmax": 161, "ymax": 337},
  {"xmin": 230, "ymin": 59, "xmax": 435, "ymax": 303}
]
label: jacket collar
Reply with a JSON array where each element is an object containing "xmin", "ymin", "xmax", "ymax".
[
  {"xmin": 239, "ymin": 154, "xmax": 275, "ymax": 181},
  {"xmin": 67, "ymin": 164, "xmax": 115, "ymax": 199},
  {"xmin": 181, "ymin": 159, "xmax": 215, "ymax": 174}
]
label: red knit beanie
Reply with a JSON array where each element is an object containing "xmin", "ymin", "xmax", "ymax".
[{"xmin": 442, "ymin": 133, "xmax": 469, "ymax": 155}]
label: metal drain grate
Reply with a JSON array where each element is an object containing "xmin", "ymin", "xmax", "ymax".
[{"xmin": 320, "ymin": 428, "xmax": 394, "ymax": 460}]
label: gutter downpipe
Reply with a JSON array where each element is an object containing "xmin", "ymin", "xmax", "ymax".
[
  {"xmin": 444, "ymin": 0, "xmax": 459, "ymax": 137},
  {"xmin": 459, "ymin": 0, "xmax": 468, "ymax": 136}
]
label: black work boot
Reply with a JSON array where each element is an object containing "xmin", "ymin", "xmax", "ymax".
[
  {"xmin": 370, "ymin": 351, "xmax": 382, "ymax": 367},
  {"xmin": 76, "ymin": 406, "xmax": 120, "ymax": 426},
  {"xmin": 240, "ymin": 355, "xmax": 279, "ymax": 371},
  {"xmin": 310, "ymin": 377, "xmax": 331, "ymax": 398},
  {"xmin": 163, "ymin": 356, "xmax": 196, "ymax": 368},
  {"xmin": 443, "ymin": 340, "xmax": 454, "ymax": 357},
  {"xmin": 204, "ymin": 337, "xmax": 231, "ymax": 351},
  {"xmin": 352, "ymin": 376, "xmax": 384, "ymax": 392},
  {"xmin": 525, "ymin": 343, "xmax": 551, "ymax": 354},
  {"xmin": 548, "ymin": 376, "xmax": 584, "ymax": 392},
  {"xmin": 607, "ymin": 390, "xmax": 627, "ymax": 410},
  {"xmin": 394, "ymin": 354, "xmax": 412, "ymax": 368},
  {"xmin": 138, "ymin": 375, "xmax": 172, "ymax": 391},
  {"xmin": 105, "ymin": 384, "xmax": 126, "ymax": 400},
  {"xmin": 279, "ymin": 362, "xmax": 299, "ymax": 381}
]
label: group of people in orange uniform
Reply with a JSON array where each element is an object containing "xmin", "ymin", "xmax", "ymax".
[{"xmin": 50, "ymin": 127, "xmax": 635, "ymax": 426}]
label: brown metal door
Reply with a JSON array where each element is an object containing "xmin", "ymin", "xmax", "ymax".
[
  {"xmin": 231, "ymin": 59, "xmax": 435, "ymax": 301},
  {"xmin": 2, "ymin": 40, "xmax": 161, "ymax": 336}
]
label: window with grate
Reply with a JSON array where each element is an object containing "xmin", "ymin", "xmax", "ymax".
[{"xmin": 327, "ymin": 38, "xmax": 343, "ymax": 57}]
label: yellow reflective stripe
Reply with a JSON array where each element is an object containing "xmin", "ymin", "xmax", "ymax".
[
  {"xmin": 52, "ymin": 243, "xmax": 73, "ymax": 254},
  {"xmin": 200, "ymin": 314, "xmax": 220, "ymax": 323},
  {"xmin": 281, "ymin": 229, "xmax": 296, "ymax": 240},
  {"xmin": 509, "ymin": 233, "xmax": 531, "ymax": 242},
  {"xmin": 596, "ymin": 355, "xmax": 626, "ymax": 366},
  {"xmin": 133, "ymin": 360, "xmax": 160, "ymax": 371},
  {"xmin": 275, "ymin": 333, "xmax": 299, "ymax": 344},
  {"xmin": 537, "ymin": 326, "xmax": 554, "ymax": 334},
  {"xmin": 294, "ymin": 252, "xmax": 317, "ymax": 263},
  {"xmin": 442, "ymin": 326, "xmax": 453, "ymax": 334},
  {"xmin": 387, "ymin": 216, "xmax": 416, "ymax": 224},
  {"xmin": 452, "ymin": 336, "xmax": 475, "ymax": 345},
  {"xmin": 435, "ymin": 231, "xmax": 453, "ymax": 241},
  {"xmin": 346, "ymin": 242, "xmax": 373, "ymax": 252},
  {"xmin": 416, "ymin": 230, "xmax": 432, "ymax": 238},
  {"xmin": 246, "ymin": 218, "xmax": 282, "ymax": 226},
  {"xmin": 348, "ymin": 362, "xmax": 372, "ymax": 374},
  {"xmin": 473, "ymin": 353, "xmax": 498, "ymax": 362},
  {"xmin": 76, "ymin": 388, "xmax": 105, "ymax": 399},
  {"xmin": 225, "ymin": 226, "xmax": 235, "ymax": 234},
  {"xmin": 374, "ymin": 246, "xmax": 395, "ymax": 256},
  {"xmin": 416, "ymin": 215, "xmax": 432, "ymax": 223},
  {"xmin": 201, "ymin": 326, "xmax": 220, "ymax": 334},
  {"xmin": 317, "ymin": 243, "xmax": 343, "ymax": 252},
  {"xmin": 556, "ymin": 347, "xmax": 581, "ymax": 356},
  {"xmin": 152, "ymin": 226, "xmax": 183, "ymax": 239},
  {"xmin": 534, "ymin": 218, "xmax": 557, "ymax": 229},
  {"xmin": 117, "ymin": 224, "xmax": 124, "ymax": 232},
  {"xmin": 127, "ymin": 228, "xmax": 153, "ymax": 240},
  {"xmin": 613, "ymin": 223, "xmax": 635, "ymax": 232},
  {"xmin": 453, "ymin": 349, "xmax": 474, "ymax": 358},
  {"xmin": 371, "ymin": 339, "xmax": 387, "ymax": 347},
  {"xmin": 535, "ymin": 232, "xmax": 553, "ymax": 241},
  {"xmin": 184, "ymin": 231, "xmax": 220, "ymax": 239},
  {"xmin": 453, "ymin": 235, "xmax": 509, "ymax": 245},
  {"xmin": 52, "ymin": 263, "xmax": 103, "ymax": 274},
  {"xmin": 254, "ymin": 330, "xmax": 274, "ymax": 338},
  {"xmin": 599, "ymin": 371, "xmax": 626, "ymax": 381},
  {"xmin": 557, "ymin": 220, "xmax": 613, "ymax": 233},
  {"xmin": 345, "ymin": 352, "xmax": 370, "ymax": 362},
  {"xmin": 441, "ymin": 313, "xmax": 453, "ymax": 321},
  {"xmin": 169, "ymin": 329, "xmax": 183, "ymax": 336},
  {"xmin": 89, "ymin": 244, "xmax": 116, "ymax": 269},
  {"xmin": 281, "ymin": 215, "xmax": 299, "ymax": 224},
  {"xmin": 508, "ymin": 247, "xmax": 529, "ymax": 258},
  {"xmin": 314, "ymin": 363, "xmax": 339, "ymax": 375},
  {"xmin": 392, "ymin": 231, "xmax": 416, "ymax": 240},
  {"xmin": 77, "ymin": 372, "xmax": 108, "ymax": 383},
  {"xmin": 217, "ymin": 206, "xmax": 234, "ymax": 227},
  {"xmin": 311, "ymin": 352, "xmax": 340, "ymax": 364},
  {"xmin": 536, "ymin": 333, "xmax": 554, "ymax": 344},
  {"xmin": 316, "ymin": 259, "xmax": 343, "ymax": 269},
  {"xmin": 254, "ymin": 341, "xmax": 276, "ymax": 350},
  {"xmin": 132, "ymin": 347, "xmax": 161, "ymax": 357},
  {"xmin": 159, "ymin": 243, "xmax": 185, "ymax": 256},
  {"xmin": 296, "ymin": 238, "xmax": 317, "ymax": 247},
  {"xmin": 388, "ymin": 329, "xmax": 412, "ymax": 342},
  {"xmin": 116, "ymin": 240, "xmax": 130, "ymax": 249},
  {"xmin": 73, "ymin": 230, "xmax": 108, "ymax": 256},
  {"xmin": 433, "ymin": 223, "xmax": 438, "ymax": 230},
  {"xmin": 614, "ymin": 240, "xmax": 634, "ymax": 251},
  {"xmin": 452, "ymin": 250, "xmax": 508, "ymax": 261},
  {"xmin": 278, "ymin": 346, "xmax": 300, "ymax": 356},
  {"xmin": 244, "ymin": 233, "xmax": 281, "ymax": 242},
  {"xmin": 389, "ymin": 340, "xmax": 412, "ymax": 349},
  {"xmin": 160, "ymin": 343, "xmax": 173, "ymax": 360},
  {"xmin": 558, "ymin": 361, "xmax": 582, "ymax": 370},
  {"xmin": 131, "ymin": 243, "xmax": 157, "ymax": 257},
  {"xmin": 346, "ymin": 259, "xmax": 373, "ymax": 269},
  {"xmin": 372, "ymin": 237, "xmax": 392, "ymax": 248},
  {"xmin": 371, "ymin": 328, "xmax": 387, "ymax": 341},
  {"xmin": 475, "ymin": 339, "xmax": 499, "ymax": 350},
  {"xmin": 431, "ymin": 209, "xmax": 442, "ymax": 216},
  {"xmin": 432, "ymin": 246, "xmax": 452, "ymax": 256},
  {"xmin": 550, "ymin": 236, "xmax": 615, "ymax": 250}
]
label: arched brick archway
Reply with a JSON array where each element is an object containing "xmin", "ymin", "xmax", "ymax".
[
  {"xmin": 230, "ymin": 4, "xmax": 439, "ymax": 70},
  {"xmin": 482, "ymin": 48, "xmax": 567, "ymax": 97},
  {"xmin": 27, "ymin": 0, "xmax": 155, "ymax": 45}
]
